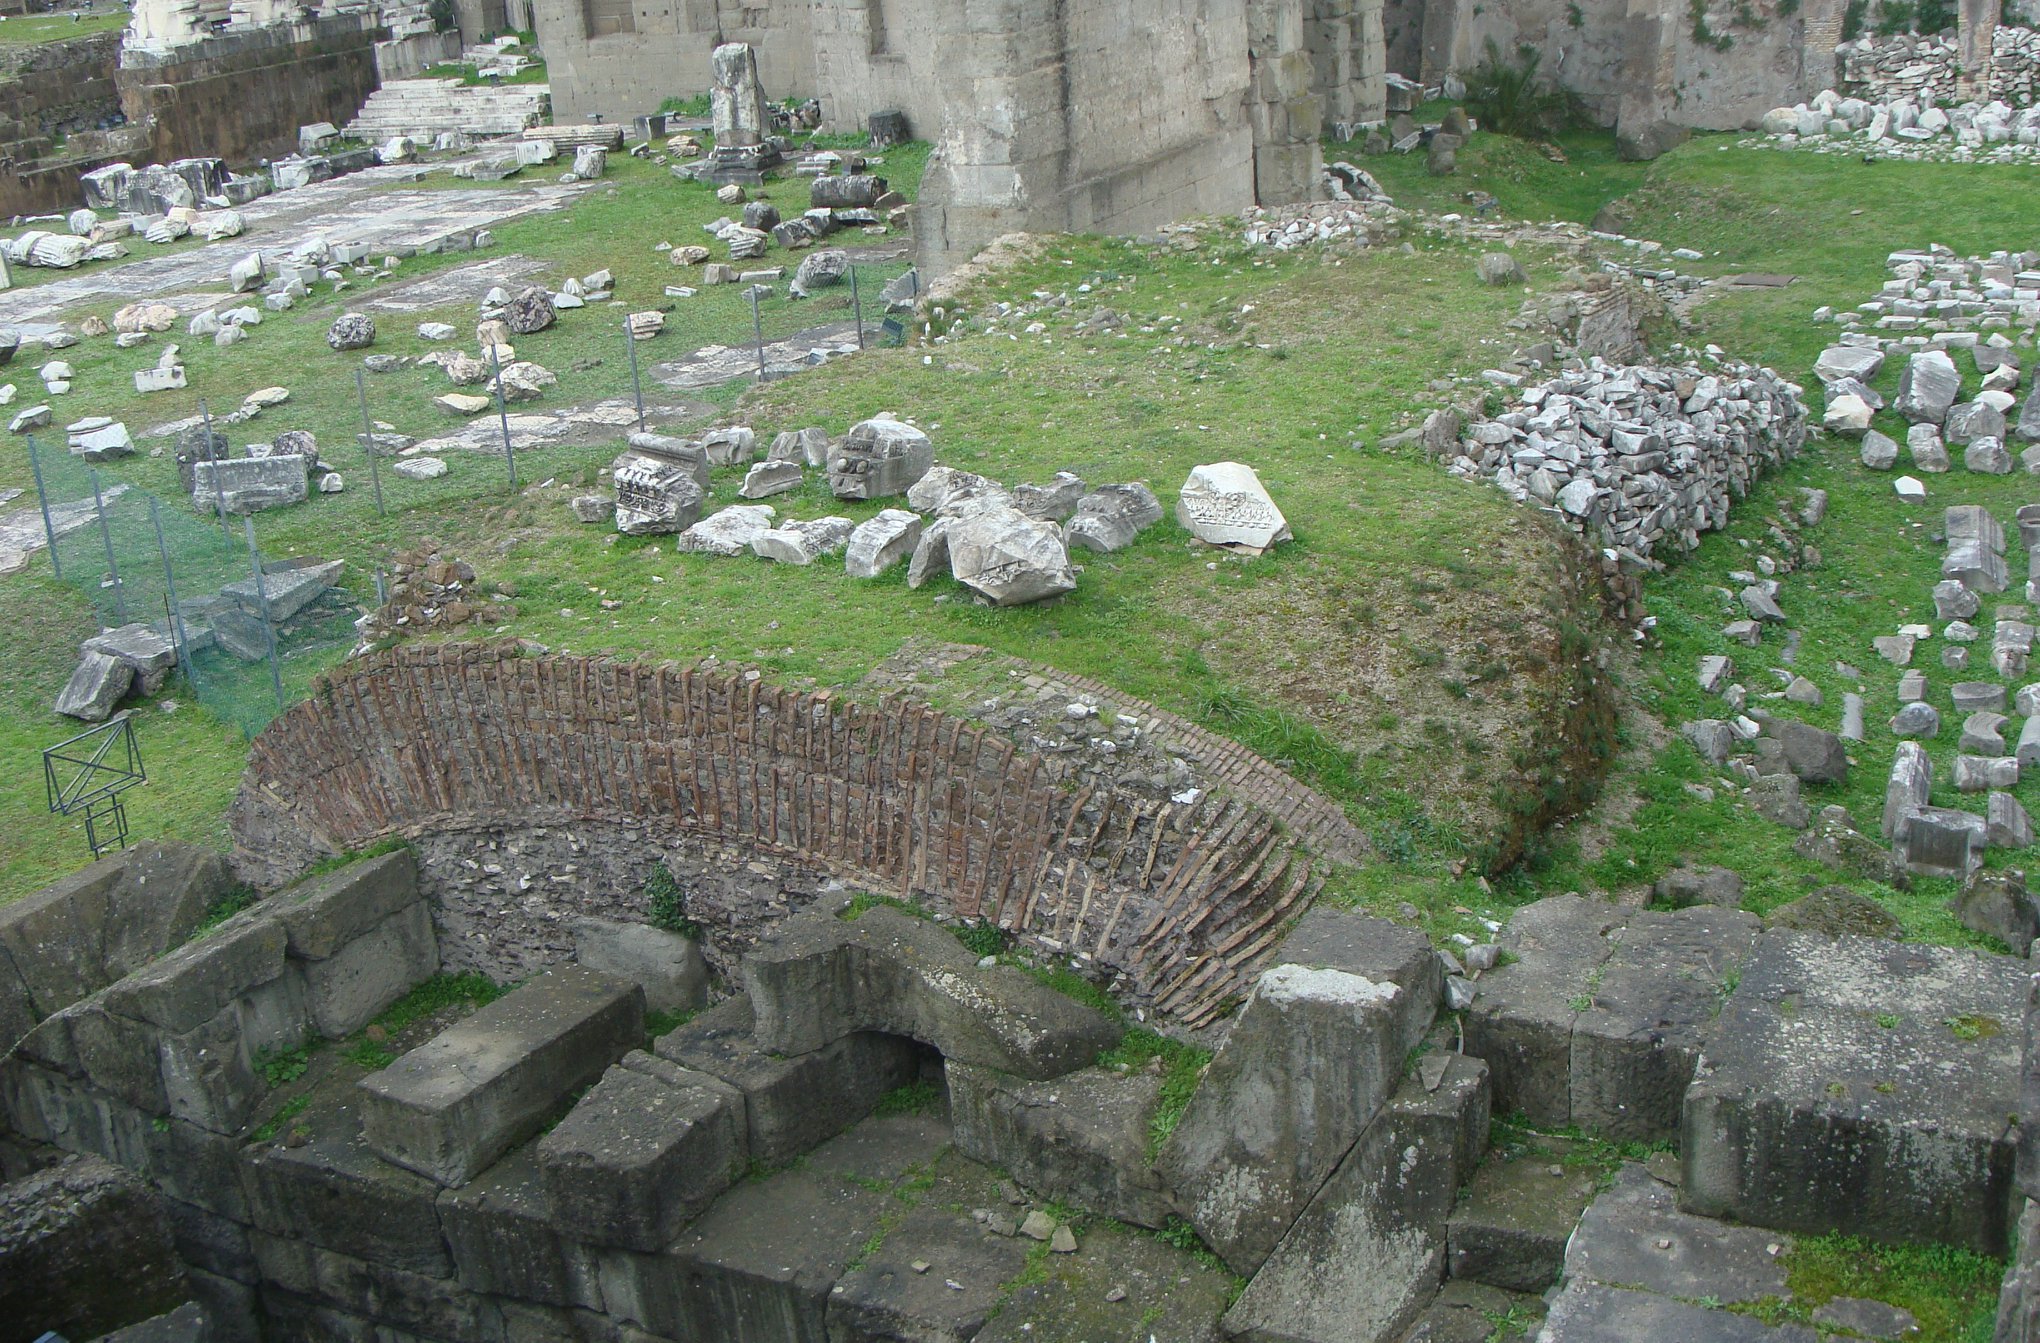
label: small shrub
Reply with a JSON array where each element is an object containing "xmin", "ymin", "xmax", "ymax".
[
  {"xmin": 646, "ymin": 866, "xmax": 702, "ymax": 939},
  {"xmin": 1459, "ymin": 38, "xmax": 1582, "ymax": 139},
  {"xmin": 256, "ymin": 1040, "xmax": 315, "ymax": 1088},
  {"xmin": 954, "ymin": 921, "xmax": 1007, "ymax": 958}
]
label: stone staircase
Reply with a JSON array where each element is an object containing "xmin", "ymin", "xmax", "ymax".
[{"xmin": 341, "ymin": 78, "xmax": 549, "ymax": 142}]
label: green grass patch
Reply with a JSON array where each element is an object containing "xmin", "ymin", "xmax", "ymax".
[
  {"xmin": 1097, "ymin": 1028, "xmax": 1210, "ymax": 1157},
  {"xmin": 645, "ymin": 1005, "xmax": 698, "ymax": 1038},
  {"xmin": 300, "ymin": 837, "xmax": 409, "ymax": 880},
  {"xmin": 249, "ymin": 1093, "xmax": 311, "ymax": 1144},
  {"xmin": 0, "ymin": 10, "xmax": 128, "ymax": 44},
  {"xmin": 342, "ymin": 971, "xmax": 507, "ymax": 1070},
  {"xmin": 254, "ymin": 1038, "xmax": 316, "ymax": 1087},
  {"xmin": 839, "ymin": 892, "xmax": 934, "ymax": 922},
  {"xmin": 1757, "ymin": 1232, "xmax": 2002, "ymax": 1343},
  {"xmin": 872, "ymin": 1079, "xmax": 943, "ymax": 1117},
  {"xmin": 188, "ymin": 885, "xmax": 259, "ymax": 940}
]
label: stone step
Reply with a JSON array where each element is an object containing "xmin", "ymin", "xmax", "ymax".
[
  {"xmin": 1446, "ymin": 1131, "xmax": 1608, "ymax": 1294},
  {"xmin": 356, "ymin": 964, "xmax": 643, "ymax": 1186}
]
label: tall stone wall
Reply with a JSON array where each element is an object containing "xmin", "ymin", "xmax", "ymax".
[
  {"xmin": 115, "ymin": 14, "xmax": 384, "ymax": 166},
  {"xmin": 1382, "ymin": 0, "xmax": 1844, "ymax": 136},
  {"xmin": 0, "ymin": 30, "xmax": 136, "ymax": 217},
  {"xmin": 914, "ymin": 0, "xmax": 1323, "ymax": 279},
  {"xmin": 530, "ymin": 0, "xmax": 816, "ymax": 126},
  {"xmin": 230, "ymin": 642, "xmax": 1364, "ymax": 1027}
]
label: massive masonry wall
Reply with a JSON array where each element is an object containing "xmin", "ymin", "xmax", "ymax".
[
  {"xmin": 913, "ymin": 0, "xmax": 1323, "ymax": 278},
  {"xmin": 1382, "ymin": 0, "xmax": 1842, "ymax": 138},
  {"xmin": 0, "ymin": 30, "xmax": 134, "ymax": 216},
  {"xmin": 115, "ymin": 15, "xmax": 383, "ymax": 166},
  {"xmin": 231, "ymin": 642, "xmax": 1366, "ymax": 1027},
  {"xmin": 531, "ymin": 0, "xmax": 817, "ymax": 126}
]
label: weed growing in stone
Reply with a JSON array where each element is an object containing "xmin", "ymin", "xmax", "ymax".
[{"xmin": 1096, "ymin": 1029, "xmax": 1211, "ymax": 1157}]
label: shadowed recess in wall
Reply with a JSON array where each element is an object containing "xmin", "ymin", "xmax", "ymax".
[{"xmin": 228, "ymin": 641, "xmax": 1367, "ymax": 1025}]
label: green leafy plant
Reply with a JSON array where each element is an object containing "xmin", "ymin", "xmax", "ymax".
[
  {"xmin": 646, "ymin": 866, "xmax": 702, "ymax": 938},
  {"xmin": 255, "ymin": 1040, "xmax": 315, "ymax": 1088},
  {"xmin": 1099, "ymin": 1029, "xmax": 1212, "ymax": 1156},
  {"xmin": 954, "ymin": 921, "xmax": 1008, "ymax": 958},
  {"xmin": 1459, "ymin": 38, "xmax": 1582, "ymax": 139},
  {"xmin": 872, "ymin": 1080, "xmax": 943, "ymax": 1116}
]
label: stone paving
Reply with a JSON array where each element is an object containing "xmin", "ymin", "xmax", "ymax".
[{"xmin": 0, "ymin": 165, "xmax": 588, "ymax": 332}]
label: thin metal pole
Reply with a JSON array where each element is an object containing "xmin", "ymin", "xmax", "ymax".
[
  {"xmin": 242, "ymin": 517, "xmax": 284, "ymax": 712},
  {"xmin": 750, "ymin": 288, "xmax": 766, "ymax": 382},
  {"xmin": 150, "ymin": 495, "xmax": 193, "ymax": 683},
  {"xmin": 624, "ymin": 315, "xmax": 645, "ymax": 433},
  {"xmin": 25, "ymin": 433, "xmax": 60, "ymax": 579},
  {"xmin": 489, "ymin": 346, "xmax": 517, "ymax": 490},
  {"xmin": 355, "ymin": 367, "xmax": 385, "ymax": 518},
  {"xmin": 851, "ymin": 266, "xmax": 864, "ymax": 349},
  {"xmin": 200, "ymin": 398, "xmax": 230, "ymax": 537},
  {"xmin": 89, "ymin": 468, "xmax": 124, "ymax": 624}
]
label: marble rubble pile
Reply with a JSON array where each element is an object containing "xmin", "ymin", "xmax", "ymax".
[
  {"xmin": 584, "ymin": 417, "xmax": 1276, "ymax": 605},
  {"xmin": 1446, "ymin": 357, "xmax": 1809, "ymax": 565}
]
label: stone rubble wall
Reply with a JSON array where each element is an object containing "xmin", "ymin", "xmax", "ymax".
[
  {"xmin": 1840, "ymin": 26, "xmax": 2040, "ymax": 108},
  {"xmin": 0, "ymin": 31, "xmax": 138, "ymax": 217},
  {"xmin": 229, "ymin": 641, "xmax": 1363, "ymax": 1026},
  {"xmin": 1446, "ymin": 358, "xmax": 1810, "ymax": 569}
]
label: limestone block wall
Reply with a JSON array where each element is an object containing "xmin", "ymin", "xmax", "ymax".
[
  {"xmin": 915, "ymin": 0, "xmax": 1322, "ymax": 279},
  {"xmin": 115, "ymin": 15, "xmax": 385, "ymax": 165},
  {"xmin": 229, "ymin": 642, "xmax": 1363, "ymax": 1027},
  {"xmin": 0, "ymin": 30, "xmax": 133, "ymax": 217},
  {"xmin": 1309, "ymin": 0, "xmax": 1388, "ymax": 126},
  {"xmin": 530, "ymin": 0, "xmax": 816, "ymax": 126}
]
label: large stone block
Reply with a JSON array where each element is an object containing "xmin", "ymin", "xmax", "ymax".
[
  {"xmin": 824, "ymin": 1202, "xmax": 1032, "ymax": 1342},
  {"xmin": 296, "ymin": 902, "xmax": 437, "ymax": 1039},
  {"xmin": 1222, "ymin": 1054, "xmax": 1489, "ymax": 1343},
  {"xmin": 437, "ymin": 1143, "xmax": 603, "ymax": 1310},
  {"xmin": 359, "ymin": 965, "xmax": 644, "ymax": 1186},
  {"xmin": 0, "ymin": 1154, "xmax": 186, "ymax": 1343},
  {"xmin": 947, "ymin": 1061, "xmax": 1173, "ymax": 1228},
  {"xmin": 270, "ymin": 850, "xmax": 419, "ymax": 960},
  {"xmin": 98, "ymin": 842, "xmax": 232, "ymax": 982},
  {"xmin": 652, "ymin": 996, "xmax": 923, "ymax": 1163},
  {"xmin": 741, "ymin": 903, "xmax": 1117, "ymax": 1082},
  {"xmin": 1539, "ymin": 1280, "xmax": 1817, "ymax": 1342},
  {"xmin": 1566, "ymin": 1164, "xmax": 1787, "ymax": 1305},
  {"xmin": 1682, "ymin": 931, "xmax": 2025, "ymax": 1254},
  {"xmin": 537, "ymin": 1050, "xmax": 745, "ymax": 1252},
  {"xmin": 569, "ymin": 915, "xmax": 706, "ymax": 1014},
  {"xmin": 1155, "ymin": 962, "xmax": 1410, "ymax": 1275},
  {"xmin": 245, "ymin": 1082, "xmax": 452, "ymax": 1275},
  {"xmin": 189, "ymin": 455, "xmax": 309, "ymax": 516},
  {"xmin": 1464, "ymin": 897, "xmax": 1761, "ymax": 1142},
  {"xmin": 0, "ymin": 850, "xmax": 127, "ymax": 1017},
  {"xmin": 1272, "ymin": 905, "xmax": 1442, "ymax": 1057},
  {"xmin": 102, "ymin": 914, "xmax": 289, "ymax": 1036},
  {"xmin": 605, "ymin": 1165, "xmax": 893, "ymax": 1340},
  {"xmin": 1997, "ymin": 1198, "xmax": 2040, "ymax": 1343},
  {"xmin": 250, "ymin": 1233, "xmax": 479, "ymax": 1340},
  {"xmin": 1447, "ymin": 1133, "xmax": 1607, "ymax": 1293}
]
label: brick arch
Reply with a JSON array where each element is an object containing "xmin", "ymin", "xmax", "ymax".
[{"xmin": 231, "ymin": 642, "xmax": 1353, "ymax": 1026}]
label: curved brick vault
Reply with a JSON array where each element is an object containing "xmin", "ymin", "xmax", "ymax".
[{"xmin": 231, "ymin": 642, "xmax": 1366, "ymax": 1026}]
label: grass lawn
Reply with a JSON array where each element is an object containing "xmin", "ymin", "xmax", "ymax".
[{"xmin": 0, "ymin": 7, "xmax": 125, "ymax": 44}]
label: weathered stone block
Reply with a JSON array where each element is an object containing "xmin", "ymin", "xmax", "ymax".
[
  {"xmin": 1222, "ymin": 1054, "xmax": 1490, "ymax": 1343},
  {"xmin": 1155, "ymin": 962, "xmax": 1409, "ymax": 1274},
  {"xmin": 1567, "ymin": 1164, "xmax": 1787, "ymax": 1305},
  {"xmin": 537, "ymin": 1050, "xmax": 745, "ymax": 1251},
  {"xmin": 741, "ymin": 903, "xmax": 1117, "ymax": 1082},
  {"xmin": 824, "ymin": 1202, "xmax": 1031, "ymax": 1342},
  {"xmin": 102, "ymin": 915, "xmax": 289, "ymax": 1036},
  {"xmin": 1272, "ymin": 905, "xmax": 1442, "ymax": 1058},
  {"xmin": 245, "ymin": 1078, "xmax": 452, "ymax": 1275},
  {"xmin": 271, "ymin": 850, "xmax": 419, "ymax": 961},
  {"xmin": 947, "ymin": 1061, "xmax": 1173, "ymax": 1228},
  {"xmin": 1683, "ymin": 931, "xmax": 2025, "ymax": 1254},
  {"xmin": 607, "ymin": 1165, "xmax": 892, "ymax": 1340},
  {"xmin": 568, "ymin": 915, "xmax": 706, "ymax": 1015},
  {"xmin": 297, "ymin": 902, "xmax": 437, "ymax": 1039},
  {"xmin": 437, "ymin": 1142, "xmax": 602, "ymax": 1310},
  {"xmin": 1448, "ymin": 1134, "xmax": 1606, "ymax": 1292},
  {"xmin": 1539, "ymin": 1280, "xmax": 1816, "ymax": 1342},
  {"xmin": 358, "ymin": 965, "xmax": 644, "ymax": 1186},
  {"xmin": 250, "ymin": 1233, "xmax": 479, "ymax": 1339},
  {"xmin": 1462, "ymin": 895, "xmax": 1613, "ymax": 1127},
  {"xmin": 652, "ymin": 996, "xmax": 922, "ymax": 1163},
  {"xmin": 0, "ymin": 1154, "xmax": 186, "ymax": 1343}
]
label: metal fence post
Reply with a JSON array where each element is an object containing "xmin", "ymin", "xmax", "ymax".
[
  {"xmin": 89, "ymin": 468, "xmax": 125, "ymax": 625},
  {"xmin": 355, "ymin": 367, "xmax": 386, "ymax": 518},
  {"xmin": 242, "ymin": 517, "xmax": 285, "ymax": 712},
  {"xmin": 489, "ymin": 346, "xmax": 518, "ymax": 490},
  {"xmin": 199, "ymin": 398, "xmax": 230, "ymax": 537},
  {"xmin": 25, "ymin": 432, "xmax": 60, "ymax": 579},
  {"xmin": 750, "ymin": 288, "xmax": 766, "ymax": 382},
  {"xmin": 624, "ymin": 315, "xmax": 645, "ymax": 434},
  {"xmin": 150, "ymin": 495, "xmax": 193, "ymax": 683},
  {"xmin": 851, "ymin": 266, "xmax": 864, "ymax": 349}
]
